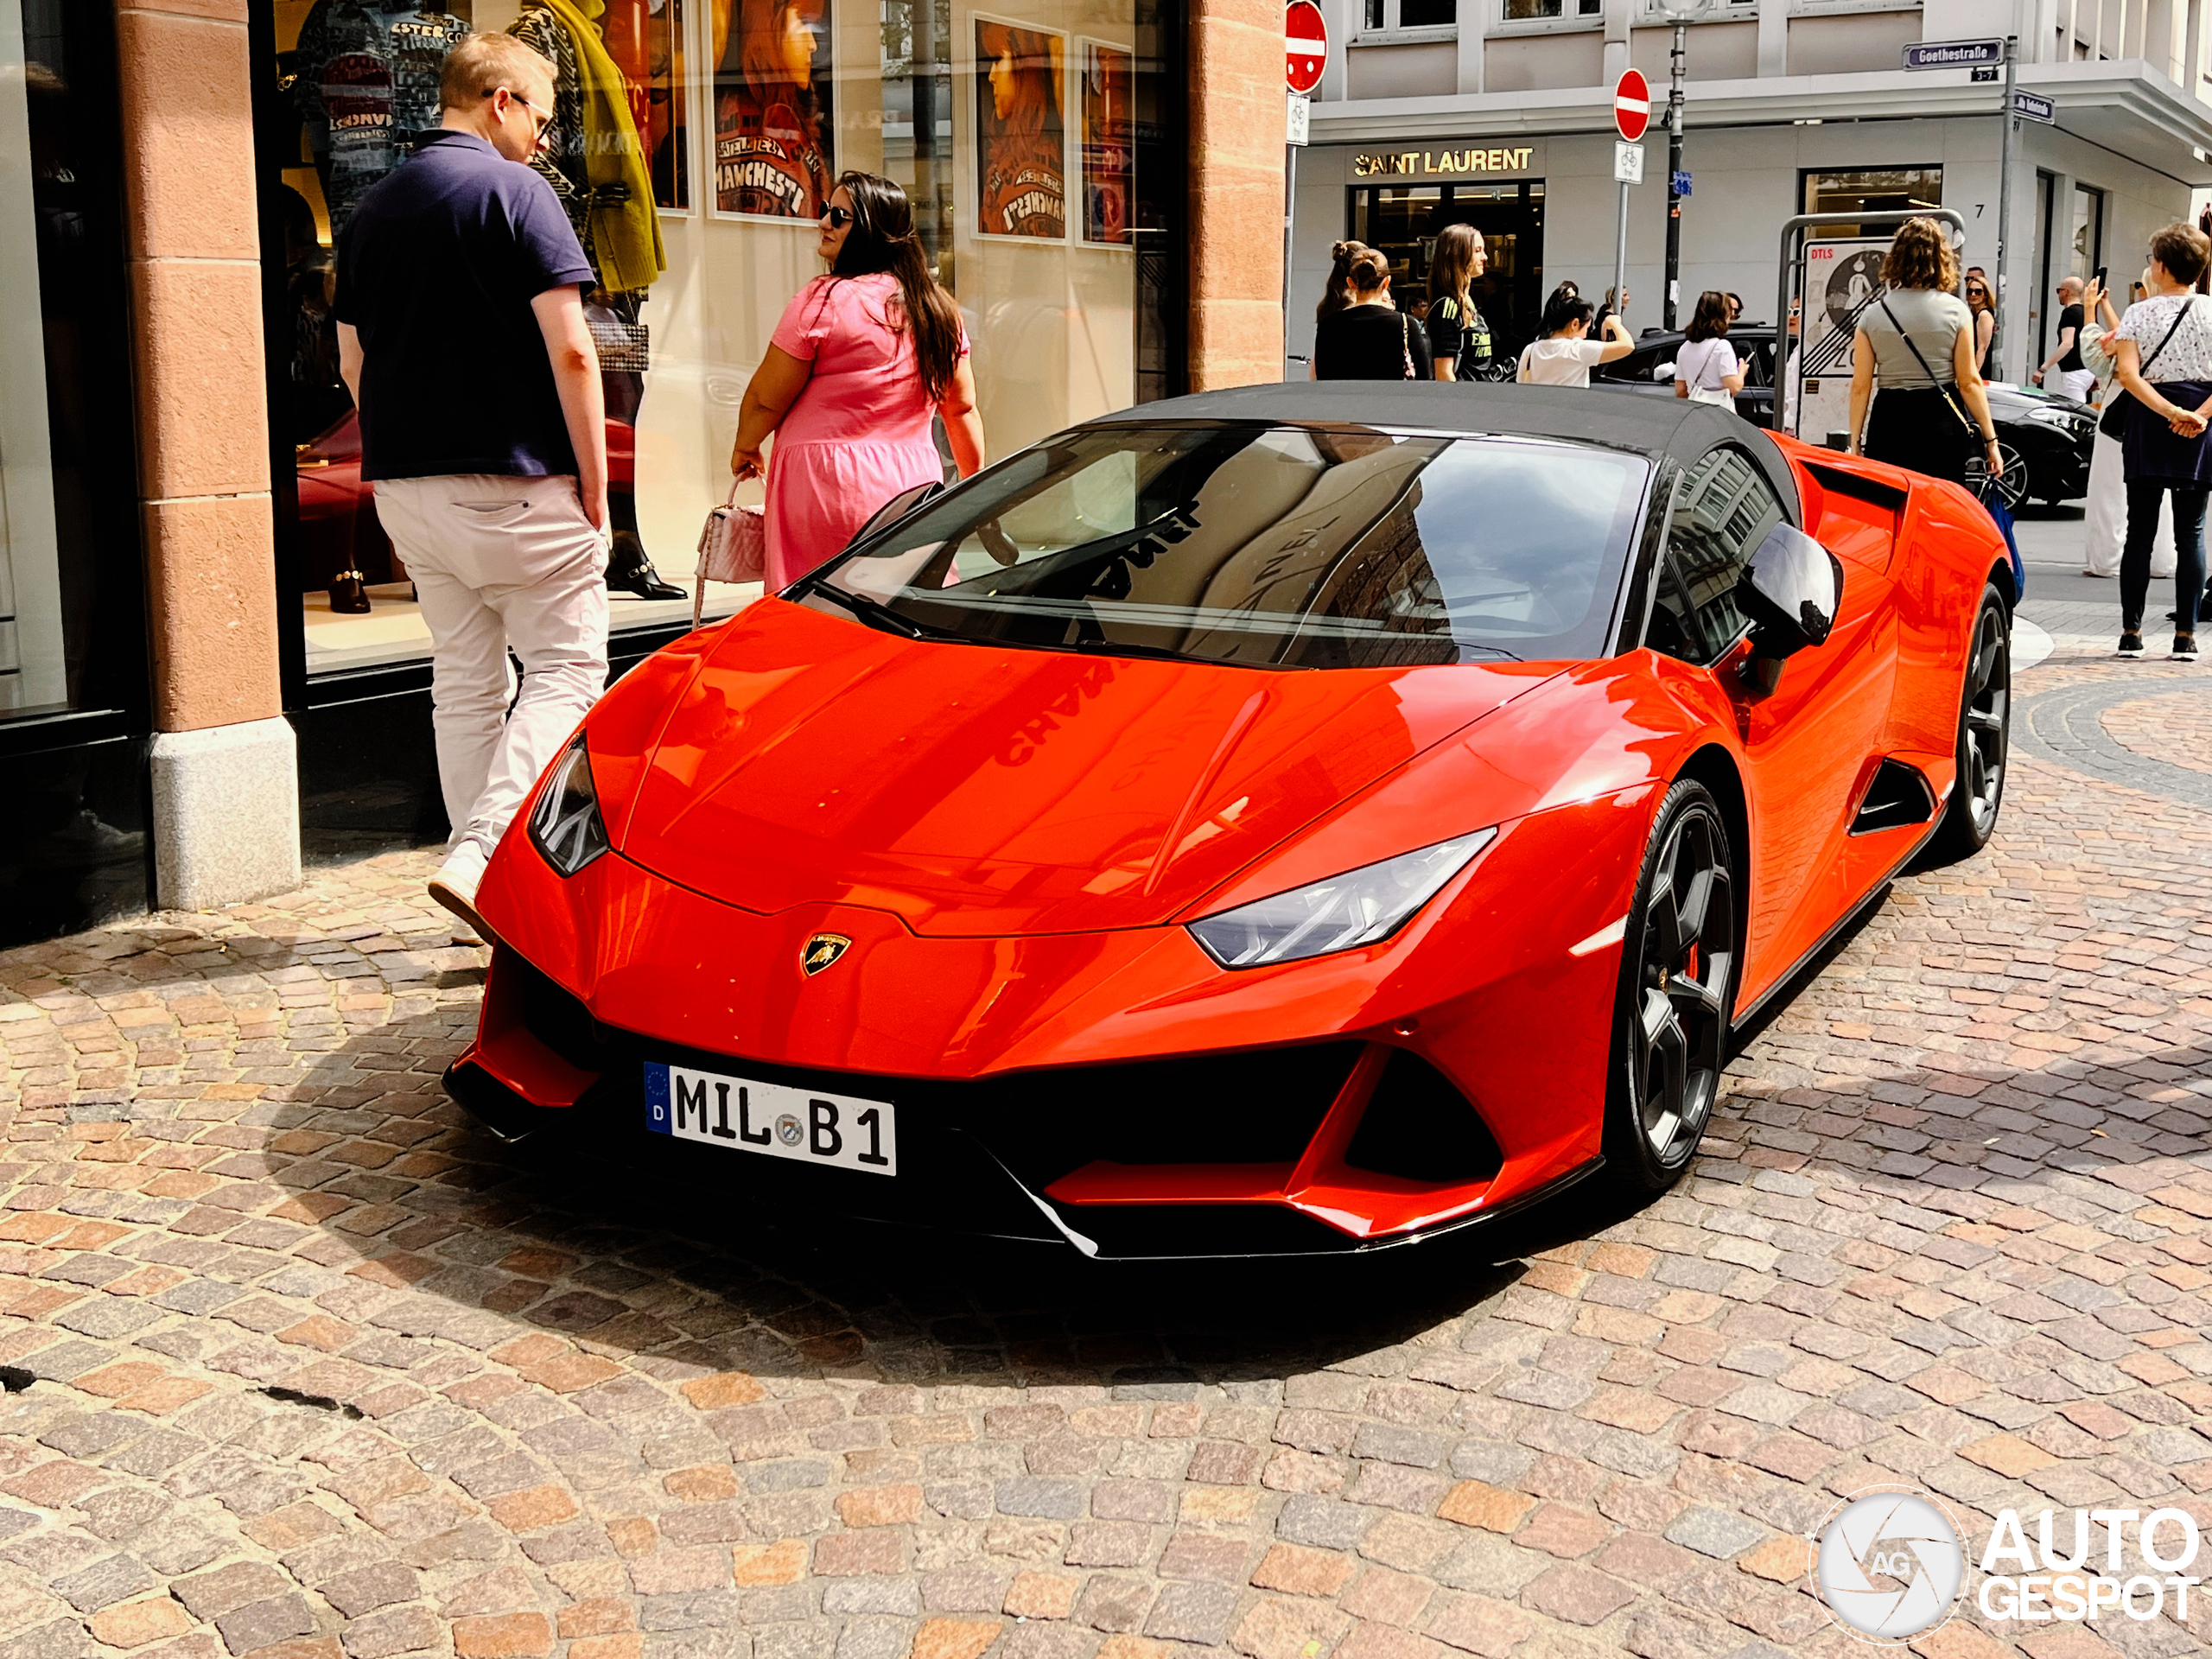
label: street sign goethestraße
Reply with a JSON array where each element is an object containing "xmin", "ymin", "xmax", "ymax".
[
  {"xmin": 1613, "ymin": 68, "xmax": 1649, "ymax": 143},
  {"xmin": 1903, "ymin": 38, "xmax": 2003, "ymax": 68},
  {"xmin": 1287, "ymin": 0, "xmax": 1326, "ymax": 95}
]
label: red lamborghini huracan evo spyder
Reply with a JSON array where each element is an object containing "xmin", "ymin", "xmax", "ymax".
[{"xmin": 447, "ymin": 383, "xmax": 2013, "ymax": 1258}]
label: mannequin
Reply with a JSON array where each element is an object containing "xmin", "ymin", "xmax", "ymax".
[
  {"xmin": 290, "ymin": 3, "xmax": 470, "ymax": 230},
  {"xmin": 510, "ymin": 0, "xmax": 679, "ymax": 598}
]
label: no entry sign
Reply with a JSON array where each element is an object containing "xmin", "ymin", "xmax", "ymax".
[
  {"xmin": 1287, "ymin": 1, "xmax": 1326, "ymax": 94},
  {"xmin": 1614, "ymin": 68, "xmax": 1651, "ymax": 143}
]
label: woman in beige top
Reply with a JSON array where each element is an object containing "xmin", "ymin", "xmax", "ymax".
[{"xmin": 1844, "ymin": 218, "xmax": 2004, "ymax": 487}]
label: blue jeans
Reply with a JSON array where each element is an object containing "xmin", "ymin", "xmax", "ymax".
[{"xmin": 2121, "ymin": 479, "xmax": 2209, "ymax": 634}]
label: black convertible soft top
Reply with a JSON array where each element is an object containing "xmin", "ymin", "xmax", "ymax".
[{"xmin": 1103, "ymin": 381, "xmax": 1802, "ymax": 524}]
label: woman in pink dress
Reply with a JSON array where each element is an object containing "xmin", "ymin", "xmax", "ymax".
[{"xmin": 730, "ymin": 172, "xmax": 985, "ymax": 587}]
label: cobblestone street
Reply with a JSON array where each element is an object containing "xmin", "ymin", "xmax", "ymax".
[{"xmin": 1, "ymin": 646, "xmax": 2209, "ymax": 1659}]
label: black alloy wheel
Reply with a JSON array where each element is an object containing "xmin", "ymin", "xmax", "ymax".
[
  {"xmin": 1966, "ymin": 442, "xmax": 2030, "ymax": 511},
  {"xmin": 1605, "ymin": 779, "xmax": 1738, "ymax": 1193},
  {"xmin": 1929, "ymin": 585, "xmax": 2011, "ymax": 861}
]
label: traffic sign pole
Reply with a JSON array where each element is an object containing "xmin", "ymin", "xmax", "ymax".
[
  {"xmin": 1995, "ymin": 34, "xmax": 2016, "ymax": 378},
  {"xmin": 1611, "ymin": 70, "xmax": 1649, "ymax": 332},
  {"xmin": 1664, "ymin": 25, "xmax": 1684, "ymax": 330},
  {"xmin": 1284, "ymin": 2, "xmax": 1327, "ymax": 378}
]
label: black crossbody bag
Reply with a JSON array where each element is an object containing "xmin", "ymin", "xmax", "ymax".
[
  {"xmin": 1875, "ymin": 296, "xmax": 1983, "ymax": 447},
  {"xmin": 2098, "ymin": 299, "xmax": 2195, "ymax": 438}
]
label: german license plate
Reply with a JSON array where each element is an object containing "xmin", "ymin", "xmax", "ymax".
[{"xmin": 643, "ymin": 1062, "xmax": 896, "ymax": 1176}]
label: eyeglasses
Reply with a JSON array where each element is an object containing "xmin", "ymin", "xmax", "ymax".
[
  {"xmin": 487, "ymin": 87, "xmax": 551, "ymax": 142},
  {"xmin": 822, "ymin": 206, "xmax": 855, "ymax": 229}
]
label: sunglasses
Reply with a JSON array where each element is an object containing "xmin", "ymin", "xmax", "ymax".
[{"xmin": 822, "ymin": 206, "xmax": 855, "ymax": 229}]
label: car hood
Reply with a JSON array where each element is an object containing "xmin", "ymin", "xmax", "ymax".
[{"xmin": 613, "ymin": 600, "xmax": 1564, "ymax": 936}]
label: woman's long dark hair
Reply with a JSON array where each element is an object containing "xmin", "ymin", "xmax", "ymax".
[
  {"xmin": 826, "ymin": 171, "xmax": 963, "ymax": 404},
  {"xmin": 1427, "ymin": 224, "xmax": 1478, "ymax": 318}
]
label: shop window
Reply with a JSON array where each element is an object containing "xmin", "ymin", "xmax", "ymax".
[
  {"xmin": 1801, "ymin": 165, "xmax": 1943, "ymax": 232},
  {"xmin": 268, "ymin": 0, "xmax": 1173, "ymax": 678},
  {"xmin": 1, "ymin": 2, "xmax": 124, "ymax": 721},
  {"xmin": 2069, "ymin": 183, "xmax": 2104, "ymax": 282}
]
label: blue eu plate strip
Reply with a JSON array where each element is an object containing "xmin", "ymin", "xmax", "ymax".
[{"xmin": 643, "ymin": 1062, "xmax": 671, "ymax": 1135}]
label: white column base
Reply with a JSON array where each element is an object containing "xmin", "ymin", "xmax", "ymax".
[{"xmin": 150, "ymin": 716, "xmax": 302, "ymax": 912}]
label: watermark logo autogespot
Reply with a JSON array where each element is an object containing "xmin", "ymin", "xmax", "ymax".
[
  {"xmin": 1808, "ymin": 1489, "xmax": 2203, "ymax": 1643},
  {"xmin": 1814, "ymin": 1489, "xmax": 1967, "ymax": 1642}
]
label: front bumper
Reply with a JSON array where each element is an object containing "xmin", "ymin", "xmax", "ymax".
[{"xmin": 452, "ymin": 810, "xmax": 1631, "ymax": 1258}]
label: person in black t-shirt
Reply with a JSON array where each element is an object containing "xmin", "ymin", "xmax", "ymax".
[
  {"xmin": 1425, "ymin": 224, "xmax": 1493, "ymax": 382},
  {"xmin": 2033, "ymin": 276, "xmax": 2094, "ymax": 401},
  {"xmin": 1313, "ymin": 244, "xmax": 1432, "ymax": 381}
]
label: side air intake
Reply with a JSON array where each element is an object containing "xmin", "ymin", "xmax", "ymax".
[{"xmin": 1851, "ymin": 759, "xmax": 1936, "ymax": 836}]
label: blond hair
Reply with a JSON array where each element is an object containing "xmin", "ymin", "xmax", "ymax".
[{"xmin": 438, "ymin": 33, "xmax": 555, "ymax": 111}]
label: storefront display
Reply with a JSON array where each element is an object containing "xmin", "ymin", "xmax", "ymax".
[{"xmin": 270, "ymin": 0, "xmax": 1172, "ymax": 680}]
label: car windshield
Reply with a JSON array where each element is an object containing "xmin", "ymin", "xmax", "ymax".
[{"xmin": 804, "ymin": 423, "xmax": 1650, "ymax": 670}]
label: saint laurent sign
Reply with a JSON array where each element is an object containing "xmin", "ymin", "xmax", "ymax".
[{"xmin": 1353, "ymin": 146, "xmax": 1536, "ymax": 177}]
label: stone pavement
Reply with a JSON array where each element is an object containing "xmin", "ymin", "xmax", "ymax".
[{"xmin": 0, "ymin": 645, "xmax": 2209, "ymax": 1659}]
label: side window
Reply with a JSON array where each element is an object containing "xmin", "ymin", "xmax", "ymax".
[{"xmin": 1656, "ymin": 447, "xmax": 1788, "ymax": 663}]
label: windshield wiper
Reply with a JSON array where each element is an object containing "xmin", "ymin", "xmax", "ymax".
[{"xmin": 798, "ymin": 580, "xmax": 931, "ymax": 639}]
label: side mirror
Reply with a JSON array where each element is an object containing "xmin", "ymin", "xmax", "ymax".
[
  {"xmin": 1735, "ymin": 522, "xmax": 1843, "ymax": 666},
  {"xmin": 848, "ymin": 480, "xmax": 945, "ymax": 550}
]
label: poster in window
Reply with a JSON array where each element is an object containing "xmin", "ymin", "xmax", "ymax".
[
  {"xmin": 711, "ymin": 0, "xmax": 832, "ymax": 219},
  {"xmin": 1079, "ymin": 41, "xmax": 1131, "ymax": 245},
  {"xmin": 976, "ymin": 19, "xmax": 1065, "ymax": 239}
]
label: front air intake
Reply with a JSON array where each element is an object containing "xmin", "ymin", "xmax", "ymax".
[{"xmin": 1343, "ymin": 1050, "xmax": 1503, "ymax": 1185}]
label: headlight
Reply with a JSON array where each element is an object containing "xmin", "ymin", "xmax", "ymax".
[
  {"xmin": 531, "ymin": 734, "xmax": 610, "ymax": 876},
  {"xmin": 2024, "ymin": 404, "xmax": 2078, "ymax": 427},
  {"xmin": 1186, "ymin": 830, "xmax": 1497, "ymax": 969}
]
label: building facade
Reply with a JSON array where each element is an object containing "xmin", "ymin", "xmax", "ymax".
[
  {"xmin": 0, "ymin": 0, "xmax": 1284, "ymax": 950},
  {"xmin": 1294, "ymin": 0, "xmax": 2212, "ymax": 376}
]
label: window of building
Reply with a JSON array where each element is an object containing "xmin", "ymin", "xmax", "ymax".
[
  {"xmin": 1800, "ymin": 166, "xmax": 1943, "ymax": 237},
  {"xmin": 268, "ymin": 0, "xmax": 1178, "ymax": 677},
  {"xmin": 1364, "ymin": 0, "xmax": 1457, "ymax": 29},
  {"xmin": 1502, "ymin": 0, "xmax": 1603, "ymax": 20},
  {"xmin": 2069, "ymin": 183, "xmax": 2104, "ymax": 281}
]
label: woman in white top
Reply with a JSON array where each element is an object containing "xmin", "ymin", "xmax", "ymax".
[
  {"xmin": 1673, "ymin": 290, "xmax": 1746, "ymax": 408},
  {"xmin": 2105, "ymin": 220, "xmax": 2212, "ymax": 658},
  {"xmin": 1516, "ymin": 285, "xmax": 1633, "ymax": 387}
]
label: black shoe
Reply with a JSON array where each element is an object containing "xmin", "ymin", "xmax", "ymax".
[
  {"xmin": 606, "ymin": 530, "xmax": 683, "ymax": 600},
  {"xmin": 2174, "ymin": 634, "xmax": 2200, "ymax": 662},
  {"xmin": 2118, "ymin": 632, "xmax": 2145, "ymax": 658},
  {"xmin": 328, "ymin": 569, "xmax": 372, "ymax": 614}
]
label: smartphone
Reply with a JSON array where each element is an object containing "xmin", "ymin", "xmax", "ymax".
[{"xmin": 2094, "ymin": 264, "xmax": 2108, "ymax": 290}]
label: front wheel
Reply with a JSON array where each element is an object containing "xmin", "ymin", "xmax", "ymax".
[
  {"xmin": 1604, "ymin": 779, "xmax": 1739, "ymax": 1194},
  {"xmin": 1926, "ymin": 585, "xmax": 2011, "ymax": 863}
]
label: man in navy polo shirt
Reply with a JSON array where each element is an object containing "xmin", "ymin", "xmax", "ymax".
[{"xmin": 334, "ymin": 31, "xmax": 607, "ymax": 944}]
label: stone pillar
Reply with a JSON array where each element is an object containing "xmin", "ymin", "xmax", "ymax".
[
  {"xmin": 118, "ymin": 0, "xmax": 300, "ymax": 910},
  {"xmin": 1189, "ymin": 0, "xmax": 1287, "ymax": 391}
]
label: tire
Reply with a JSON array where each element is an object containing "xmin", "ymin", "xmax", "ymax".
[
  {"xmin": 1603, "ymin": 779, "xmax": 1739, "ymax": 1195},
  {"xmin": 1927, "ymin": 585, "xmax": 2011, "ymax": 863}
]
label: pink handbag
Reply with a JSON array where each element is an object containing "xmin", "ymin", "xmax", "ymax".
[{"xmin": 693, "ymin": 482, "xmax": 766, "ymax": 626}]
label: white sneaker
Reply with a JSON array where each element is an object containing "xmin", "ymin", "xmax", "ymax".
[{"xmin": 428, "ymin": 841, "xmax": 496, "ymax": 946}]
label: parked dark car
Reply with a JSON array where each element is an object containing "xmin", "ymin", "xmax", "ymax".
[{"xmin": 1593, "ymin": 328, "xmax": 2095, "ymax": 508}]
